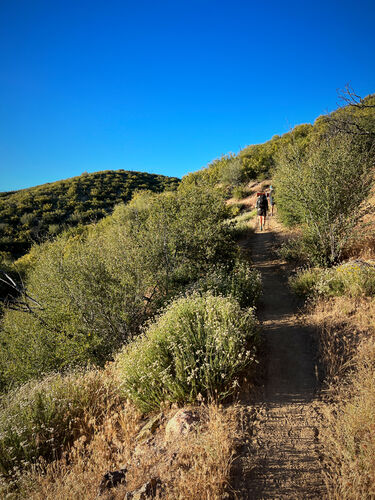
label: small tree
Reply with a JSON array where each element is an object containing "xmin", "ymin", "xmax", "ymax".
[{"xmin": 274, "ymin": 132, "xmax": 374, "ymax": 266}]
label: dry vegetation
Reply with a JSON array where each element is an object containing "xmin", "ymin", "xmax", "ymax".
[
  {"xmin": 304, "ymin": 292, "xmax": 375, "ymax": 499},
  {"xmin": 9, "ymin": 402, "xmax": 240, "ymax": 500}
]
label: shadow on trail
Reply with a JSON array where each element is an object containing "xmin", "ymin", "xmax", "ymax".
[
  {"xmin": 233, "ymin": 225, "xmax": 324, "ymax": 499},
  {"xmin": 250, "ymin": 229, "xmax": 318, "ymax": 405}
]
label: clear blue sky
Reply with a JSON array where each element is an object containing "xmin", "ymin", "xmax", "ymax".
[{"xmin": 0, "ymin": 0, "xmax": 374, "ymax": 191}]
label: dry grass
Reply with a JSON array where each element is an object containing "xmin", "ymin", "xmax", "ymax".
[
  {"xmin": 14, "ymin": 403, "xmax": 240, "ymax": 500},
  {"xmin": 305, "ymin": 295, "xmax": 375, "ymax": 498},
  {"xmin": 320, "ymin": 337, "xmax": 375, "ymax": 499},
  {"xmin": 307, "ymin": 296, "xmax": 373, "ymax": 381}
]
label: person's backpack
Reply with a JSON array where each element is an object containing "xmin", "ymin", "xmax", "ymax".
[{"xmin": 257, "ymin": 194, "xmax": 267, "ymax": 210}]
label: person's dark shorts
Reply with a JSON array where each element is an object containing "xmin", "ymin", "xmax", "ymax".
[{"xmin": 257, "ymin": 208, "xmax": 267, "ymax": 216}]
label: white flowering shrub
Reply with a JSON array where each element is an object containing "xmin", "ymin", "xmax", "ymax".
[
  {"xmin": 116, "ymin": 293, "xmax": 258, "ymax": 413},
  {"xmin": 190, "ymin": 260, "xmax": 261, "ymax": 308},
  {"xmin": 0, "ymin": 369, "xmax": 120, "ymax": 475}
]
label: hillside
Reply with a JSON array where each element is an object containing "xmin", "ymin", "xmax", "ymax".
[
  {"xmin": 0, "ymin": 170, "xmax": 180, "ymax": 259},
  {"xmin": 184, "ymin": 92, "xmax": 375, "ymax": 190}
]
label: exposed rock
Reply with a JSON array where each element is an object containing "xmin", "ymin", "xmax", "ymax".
[
  {"xmin": 98, "ymin": 468, "xmax": 127, "ymax": 494},
  {"xmin": 136, "ymin": 413, "xmax": 163, "ymax": 443},
  {"xmin": 124, "ymin": 477, "xmax": 162, "ymax": 499},
  {"xmin": 165, "ymin": 409, "xmax": 199, "ymax": 441}
]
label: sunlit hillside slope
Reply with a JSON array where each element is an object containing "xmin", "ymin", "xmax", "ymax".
[{"xmin": 0, "ymin": 170, "xmax": 180, "ymax": 258}]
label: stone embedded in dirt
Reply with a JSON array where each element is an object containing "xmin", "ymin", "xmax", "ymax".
[
  {"xmin": 98, "ymin": 467, "xmax": 127, "ymax": 494},
  {"xmin": 136, "ymin": 412, "xmax": 164, "ymax": 443},
  {"xmin": 124, "ymin": 477, "xmax": 162, "ymax": 499},
  {"xmin": 165, "ymin": 409, "xmax": 200, "ymax": 441}
]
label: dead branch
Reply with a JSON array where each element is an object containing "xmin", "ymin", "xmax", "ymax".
[{"xmin": 0, "ymin": 270, "xmax": 44, "ymax": 313}]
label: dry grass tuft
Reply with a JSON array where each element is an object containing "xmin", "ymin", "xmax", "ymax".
[{"xmin": 14, "ymin": 403, "xmax": 240, "ymax": 500}]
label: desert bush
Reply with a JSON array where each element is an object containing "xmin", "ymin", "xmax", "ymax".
[
  {"xmin": 289, "ymin": 268, "xmax": 323, "ymax": 297},
  {"xmin": 274, "ymin": 132, "xmax": 374, "ymax": 266},
  {"xmin": 228, "ymin": 204, "xmax": 241, "ymax": 217},
  {"xmin": 220, "ymin": 158, "xmax": 244, "ymax": 188},
  {"xmin": 190, "ymin": 260, "xmax": 261, "ymax": 308},
  {"xmin": 0, "ymin": 369, "xmax": 121, "ymax": 475},
  {"xmin": 116, "ymin": 294, "xmax": 258, "ymax": 413},
  {"xmin": 0, "ymin": 185, "xmax": 234, "ymax": 388},
  {"xmin": 277, "ymin": 235, "xmax": 312, "ymax": 264},
  {"xmin": 290, "ymin": 261, "xmax": 375, "ymax": 298}
]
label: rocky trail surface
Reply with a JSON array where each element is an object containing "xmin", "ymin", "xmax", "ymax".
[{"xmin": 232, "ymin": 218, "xmax": 326, "ymax": 499}]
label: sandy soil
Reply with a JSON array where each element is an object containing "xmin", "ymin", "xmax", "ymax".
[{"xmin": 232, "ymin": 216, "xmax": 326, "ymax": 499}]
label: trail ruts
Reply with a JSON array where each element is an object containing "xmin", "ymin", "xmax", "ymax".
[{"xmin": 232, "ymin": 218, "xmax": 326, "ymax": 499}]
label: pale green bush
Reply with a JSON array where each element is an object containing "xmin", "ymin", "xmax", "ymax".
[
  {"xmin": 290, "ymin": 261, "xmax": 375, "ymax": 298},
  {"xmin": 274, "ymin": 132, "xmax": 374, "ymax": 265},
  {"xmin": 226, "ymin": 209, "xmax": 257, "ymax": 237},
  {"xmin": 231, "ymin": 186, "xmax": 249, "ymax": 200},
  {"xmin": 116, "ymin": 294, "xmax": 258, "ymax": 413}
]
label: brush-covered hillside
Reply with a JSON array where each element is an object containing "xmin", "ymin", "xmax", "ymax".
[
  {"xmin": 184, "ymin": 91, "xmax": 375, "ymax": 196},
  {"xmin": 0, "ymin": 170, "xmax": 180, "ymax": 259}
]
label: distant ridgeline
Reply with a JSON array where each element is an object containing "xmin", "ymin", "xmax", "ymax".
[{"xmin": 0, "ymin": 170, "xmax": 180, "ymax": 259}]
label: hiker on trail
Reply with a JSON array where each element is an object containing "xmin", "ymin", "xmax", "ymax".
[
  {"xmin": 268, "ymin": 185, "xmax": 275, "ymax": 216},
  {"xmin": 256, "ymin": 192, "xmax": 268, "ymax": 231}
]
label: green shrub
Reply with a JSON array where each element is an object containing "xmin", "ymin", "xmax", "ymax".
[
  {"xmin": 231, "ymin": 186, "xmax": 249, "ymax": 200},
  {"xmin": 116, "ymin": 294, "xmax": 258, "ymax": 413},
  {"xmin": 290, "ymin": 262, "xmax": 375, "ymax": 298},
  {"xmin": 220, "ymin": 158, "xmax": 244, "ymax": 188},
  {"xmin": 190, "ymin": 260, "xmax": 261, "ymax": 308},
  {"xmin": 228, "ymin": 205, "xmax": 241, "ymax": 217},
  {"xmin": 274, "ymin": 132, "xmax": 374, "ymax": 266},
  {"xmin": 334, "ymin": 262, "xmax": 375, "ymax": 297},
  {"xmin": 0, "ymin": 369, "xmax": 121, "ymax": 475},
  {"xmin": 289, "ymin": 268, "xmax": 324, "ymax": 297},
  {"xmin": 0, "ymin": 185, "xmax": 235, "ymax": 388}
]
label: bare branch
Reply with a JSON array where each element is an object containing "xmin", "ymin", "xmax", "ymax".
[
  {"xmin": 337, "ymin": 83, "xmax": 375, "ymax": 109},
  {"xmin": 0, "ymin": 270, "xmax": 44, "ymax": 312}
]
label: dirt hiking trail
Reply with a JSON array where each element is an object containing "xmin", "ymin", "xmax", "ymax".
[{"xmin": 233, "ymin": 218, "xmax": 326, "ymax": 499}]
